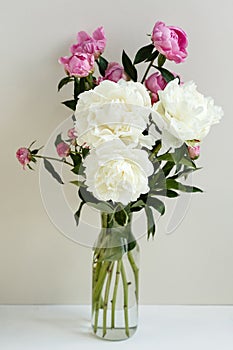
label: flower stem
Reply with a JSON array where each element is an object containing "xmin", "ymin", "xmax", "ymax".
[
  {"xmin": 34, "ymin": 154, "xmax": 73, "ymax": 166},
  {"xmin": 127, "ymin": 251, "xmax": 139, "ymax": 303},
  {"xmin": 111, "ymin": 259, "xmax": 122, "ymax": 329},
  {"xmin": 141, "ymin": 59, "xmax": 155, "ymax": 84},
  {"xmin": 121, "ymin": 261, "xmax": 130, "ymax": 338},
  {"xmin": 93, "ymin": 261, "xmax": 111, "ymax": 302},
  {"xmin": 103, "ymin": 262, "xmax": 114, "ymax": 337}
]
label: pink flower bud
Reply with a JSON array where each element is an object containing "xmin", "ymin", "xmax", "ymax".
[
  {"xmin": 145, "ymin": 72, "xmax": 167, "ymax": 104},
  {"xmin": 16, "ymin": 147, "xmax": 31, "ymax": 169},
  {"xmin": 67, "ymin": 127, "xmax": 77, "ymax": 140},
  {"xmin": 152, "ymin": 21, "xmax": 188, "ymax": 63},
  {"xmin": 59, "ymin": 53, "xmax": 94, "ymax": 77},
  {"xmin": 188, "ymin": 145, "xmax": 200, "ymax": 160},
  {"xmin": 56, "ymin": 142, "xmax": 70, "ymax": 158},
  {"xmin": 100, "ymin": 62, "xmax": 124, "ymax": 83}
]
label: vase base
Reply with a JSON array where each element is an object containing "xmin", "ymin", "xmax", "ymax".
[{"xmin": 92, "ymin": 326, "xmax": 137, "ymax": 341}]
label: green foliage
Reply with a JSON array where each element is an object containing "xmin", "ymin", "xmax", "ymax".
[
  {"xmin": 62, "ymin": 99, "xmax": 77, "ymax": 111},
  {"xmin": 98, "ymin": 56, "xmax": 108, "ymax": 76},
  {"xmin": 57, "ymin": 76, "xmax": 73, "ymax": 91},
  {"xmin": 145, "ymin": 206, "xmax": 156, "ymax": 239},
  {"xmin": 157, "ymin": 54, "xmax": 166, "ymax": 67},
  {"xmin": 154, "ymin": 66, "xmax": 175, "ymax": 83},
  {"xmin": 145, "ymin": 50, "xmax": 159, "ymax": 62},
  {"xmin": 122, "ymin": 50, "xmax": 137, "ymax": 81},
  {"xmin": 134, "ymin": 44, "xmax": 154, "ymax": 64}
]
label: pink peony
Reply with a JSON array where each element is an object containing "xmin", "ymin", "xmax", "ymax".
[
  {"xmin": 67, "ymin": 127, "xmax": 77, "ymax": 140},
  {"xmin": 56, "ymin": 142, "xmax": 70, "ymax": 158},
  {"xmin": 59, "ymin": 53, "xmax": 94, "ymax": 77},
  {"xmin": 100, "ymin": 62, "xmax": 124, "ymax": 83},
  {"xmin": 145, "ymin": 72, "xmax": 167, "ymax": 104},
  {"xmin": 188, "ymin": 145, "xmax": 200, "ymax": 160},
  {"xmin": 16, "ymin": 147, "xmax": 31, "ymax": 169},
  {"xmin": 71, "ymin": 26, "xmax": 106, "ymax": 58},
  {"xmin": 152, "ymin": 21, "xmax": 188, "ymax": 63}
]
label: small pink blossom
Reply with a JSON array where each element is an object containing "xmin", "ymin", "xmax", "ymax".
[
  {"xmin": 152, "ymin": 21, "xmax": 188, "ymax": 63},
  {"xmin": 67, "ymin": 127, "xmax": 77, "ymax": 140},
  {"xmin": 98, "ymin": 62, "xmax": 124, "ymax": 83},
  {"xmin": 71, "ymin": 26, "xmax": 106, "ymax": 58},
  {"xmin": 16, "ymin": 147, "xmax": 31, "ymax": 169},
  {"xmin": 59, "ymin": 53, "xmax": 94, "ymax": 77},
  {"xmin": 188, "ymin": 145, "xmax": 200, "ymax": 160},
  {"xmin": 145, "ymin": 72, "xmax": 167, "ymax": 104},
  {"xmin": 56, "ymin": 142, "xmax": 70, "ymax": 158}
]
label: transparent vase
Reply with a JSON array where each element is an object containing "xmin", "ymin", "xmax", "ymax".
[{"xmin": 92, "ymin": 212, "xmax": 139, "ymax": 341}]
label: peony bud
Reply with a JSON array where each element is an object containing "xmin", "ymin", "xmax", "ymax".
[
  {"xmin": 16, "ymin": 147, "xmax": 31, "ymax": 169},
  {"xmin": 56, "ymin": 142, "xmax": 70, "ymax": 158},
  {"xmin": 188, "ymin": 145, "xmax": 200, "ymax": 160}
]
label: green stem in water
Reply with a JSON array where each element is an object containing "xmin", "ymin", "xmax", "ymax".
[
  {"xmin": 121, "ymin": 261, "xmax": 130, "ymax": 338},
  {"xmin": 127, "ymin": 251, "xmax": 139, "ymax": 303},
  {"xmin": 93, "ymin": 261, "xmax": 111, "ymax": 303},
  {"xmin": 102, "ymin": 262, "xmax": 114, "ymax": 337},
  {"xmin": 111, "ymin": 259, "xmax": 122, "ymax": 329}
]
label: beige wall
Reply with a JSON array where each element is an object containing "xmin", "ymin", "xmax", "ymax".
[{"xmin": 0, "ymin": 0, "xmax": 232, "ymax": 304}]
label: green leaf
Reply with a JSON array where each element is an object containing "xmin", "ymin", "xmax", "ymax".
[
  {"xmin": 82, "ymin": 147, "xmax": 89, "ymax": 158},
  {"xmin": 114, "ymin": 209, "xmax": 128, "ymax": 226},
  {"xmin": 166, "ymin": 179, "xmax": 203, "ymax": 193},
  {"xmin": 43, "ymin": 159, "xmax": 64, "ymax": 184},
  {"xmin": 152, "ymin": 189, "xmax": 179, "ymax": 198},
  {"xmin": 134, "ymin": 44, "xmax": 154, "ymax": 64},
  {"xmin": 158, "ymin": 54, "xmax": 166, "ymax": 67},
  {"xmin": 74, "ymin": 201, "xmax": 85, "ymax": 226},
  {"xmin": 162, "ymin": 161, "xmax": 175, "ymax": 177},
  {"xmin": 155, "ymin": 66, "xmax": 175, "ymax": 83},
  {"xmin": 62, "ymin": 99, "xmax": 77, "ymax": 111},
  {"xmin": 54, "ymin": 133, "xmax": 63, "ymax": 147},
  {"xmin": 145, "ymin": 206, "xmax": 156, "ymax": 239},
  {"xmin": 147, "ymin": 197, "xmax": 165, "ymax": 215},
  {"xmin": 58, "ymin": 76, "xmax": 73, "ymax": 91},
  {"xmin": 70, "ymin": 153, "xmax": 82, "ymax": 167},
  {"xmin": 98, "ymin": 56, "xmax": 108, "ymax": 76},
  {"xmin": 70, "ymin": 180, "xmax": 86, "ymax": 188},
  {"xmin": 78, "ymin": 187, "xmax": 99, "ymax": 204},
  {"xmin": 130, "ymin": 200, "xmax": 146, "ymax": 212},
  {"xmin": 170, "ymin": 167, "xmax": 201, "ymax": 180},
  {"xmin": 87, "ymin": 202, "xmax": 114, "ymax": 213},
  {"xmin": 122, "ymin": 50, "xmax": 138, "ymax": 81},
  {"xmin": 145, "ymin": 50, "xmax": 159, "ymax": 62}
]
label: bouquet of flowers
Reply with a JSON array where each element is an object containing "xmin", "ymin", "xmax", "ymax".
[{"xmin": 16, "ymin": 21, "xmax": 223, "ymax": 340}]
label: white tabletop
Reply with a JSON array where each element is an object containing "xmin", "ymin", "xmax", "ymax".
[{"xmin": 0, "ymin": 305, "xmax": 233, "ymax": 350}]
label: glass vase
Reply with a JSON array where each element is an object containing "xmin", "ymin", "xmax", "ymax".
[{"xmin": 92, "ymin": 212, "xmax": 139, "ymax": 341}]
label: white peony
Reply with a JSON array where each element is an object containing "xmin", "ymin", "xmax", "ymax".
[
  {"xmin": 83, "ymin": 140, "xmax": 154, "ymax": 205},
  {"xmin": 153, "ymin": 79, "xmax": 223, "ymax": 149},
  {"xmin": 75, "ymin": 79, "xmax": 153, "ymax": 148}
]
